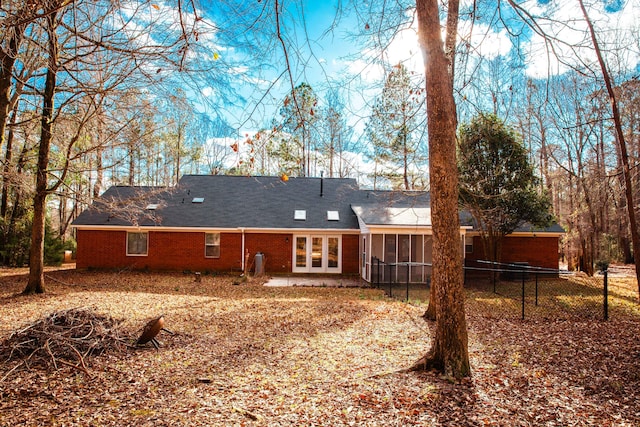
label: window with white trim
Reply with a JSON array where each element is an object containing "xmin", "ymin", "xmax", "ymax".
[
  {"xmin": 205, "ymin": 233, "xmax": 220, "ymax": 258},
  {"xmin": 127, "ymin": 232, "xmax": 148, "ymax": 256}
]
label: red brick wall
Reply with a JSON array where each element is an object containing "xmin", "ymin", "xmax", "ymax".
[
  {"xmin": 76, "ymin": 230, "xmax": 244, "ymax": 272},
  {"xmin": 465, "ymin": 235, "xmax": 560, "ymax": 269},
  {"xmin": 76, "ymin": 230, "xmax": 128, "ymax": 269},
  {"xmin": 76, "ymin": 229, "xmax": 360, "ymax": 274},
  {"xmin": 244, "ymin": 233, "xmax": 292, "ymax": 273},
  {"xmin": 149, "ymin": 231, "xmax": 243, "ymax": 271}
]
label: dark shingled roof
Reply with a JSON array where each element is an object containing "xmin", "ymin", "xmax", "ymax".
[
  {"xmin": 72, "ymin": 175, "xmax": 362, "ymax": 230},
  {"xmin": 72, "ymin": 174, "xmax": 564, "ymax": 234},
  {"xmin": 459, "ymin": 210, "xmax": 565, "ymax": 233}
]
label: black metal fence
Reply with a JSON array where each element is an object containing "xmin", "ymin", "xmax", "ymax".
[
  {"xmin": 371, "ymin": 257, "xmax": 617, "ymax": 321},
  {"xmin": 370, "ymin": 257, "xmax": 431, "ymax": 302}
]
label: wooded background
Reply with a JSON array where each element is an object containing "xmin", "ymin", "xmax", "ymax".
[{"xmin": 1, "ymin": 0, "xmax": 638, "ymax": 277}]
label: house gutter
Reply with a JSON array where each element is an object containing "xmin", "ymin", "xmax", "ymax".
[
  {"xmin": 71, "ymin": 225, "xmax": 360, "ymax": 234},
  {"xmin": 239, "ymin": 228, "xmax": 246, "ymax": 273}
]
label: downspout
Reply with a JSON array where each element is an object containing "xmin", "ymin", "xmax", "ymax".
[
  {"xmin": 462, "ymin": 232, "xmax": 466, "ymax": 261},
  {"xmin": 367, "ymin": 233, "xmax": 372, "ymax": 281},
  {"xmin": 240, "ymin": 228, "xmax": 245, "ymax": 273}
]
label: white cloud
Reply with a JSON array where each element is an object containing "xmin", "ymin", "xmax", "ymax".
[
  {"xmin": 117, "ymin": 0, "xmax": 222, "ymax": 60},
  {"xmin": 459, "ymin": 22, "xmax": 512, "ymax": 59},
  {"xmin": 384, "ymin": 25, "xmax": 423, "ymax": 73},
  {"xmin": 344, "ymin": 14, "xmax": 514, "ymax": 86},
  {"xmin": 340, "ymin": 28, "xmax": 422, "ymax": 87},
  {"xmin": 518, "ymin": 0, "xmax": 640, "ymax": 78}
]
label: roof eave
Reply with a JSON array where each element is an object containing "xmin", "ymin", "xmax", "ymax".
[{"xmin": 72, "ymin": 224, "xmax": 361, "ymax": 234}]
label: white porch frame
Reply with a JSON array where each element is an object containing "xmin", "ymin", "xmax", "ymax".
[
  {"xmin": 360, "ymin": 227, "xmax": 469, "ymax": 283},
  {"xmin": 292, "ymin": 234, "xmax": 342, "ymax": 274}
]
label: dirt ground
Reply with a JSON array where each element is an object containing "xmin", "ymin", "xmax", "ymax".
[{"xmin": 1, "ymin": 268, "xmax": 639, "ymax": 426}]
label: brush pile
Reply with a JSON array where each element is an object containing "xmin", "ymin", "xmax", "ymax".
[{"xmin": 0, "ymin": 307, "xmax": 132, "ymax": 378}]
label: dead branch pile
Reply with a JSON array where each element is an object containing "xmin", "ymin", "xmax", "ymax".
[{"xmin": 0, "ymin": 307, "xmax": 132, "ymax": 378}]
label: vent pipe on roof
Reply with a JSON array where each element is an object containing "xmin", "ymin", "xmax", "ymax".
[{"xmin": 320, "ymin": 171, "xmax": 324, "ymax": 197}]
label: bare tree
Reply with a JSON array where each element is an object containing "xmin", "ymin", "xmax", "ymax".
[
  {"xmin": 319, "ymin": 88, "xmax": 355, "ymax": 178},
  {"xmin": 0, "ymin": 1, "xmax": 42, "ymax": 224},
  {"xmin": 503, "ymin": 0, "xmax": 640, "ymax": 295},
  {"xmin": 577, "ymin": 0, "xmax": 640, "ymax": 297},
  {"xmin": 27, "ymin": 8, "xmax": 65, "ymax": 293},
  {"xmin": 411, "ymin": 0, "xmax": 470, "ymax": 378},
  {"xmin": 14, "ymin": 0, "xmax": 206, "ymax": 293}
]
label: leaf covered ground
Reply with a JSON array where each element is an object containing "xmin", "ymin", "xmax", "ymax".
[{"xmin": 1, "ymin": 268, "xmax": 639, "ymax": 426}]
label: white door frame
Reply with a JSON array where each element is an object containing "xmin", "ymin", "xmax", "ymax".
[{"xmin": 292, "ymin": 234, "xmax": 342, "ymax": 274}]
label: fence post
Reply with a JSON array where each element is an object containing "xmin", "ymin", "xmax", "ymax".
[
  {"xmin": 603, "ymin": 269, "xmax": 609, "ymax": 321},
  {"xmin": 376, "ymin": 258, "xmax": 380, "ymax": 289},
  {"xmin": 493, "ymin": 261, "xmax": 497, "ymax": 294},
  {"xmin": 406, "ymin": 264, "xmax": 410, "ymax": 302},
  {"xmin": 535, "ymin": 272, "xmax": 539, "ymax": 306},
  {"xmin": 463, "ymin": 260, "xmax": 466, "ymax": 286},
  {"xmin": 521, "ymin": 272, "xmax": 526, "ymax": 320}
]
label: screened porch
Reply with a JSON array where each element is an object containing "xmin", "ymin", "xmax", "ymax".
[{"xmin": 361, "ymin": 233, "xmax": 433, "ymax": 283}]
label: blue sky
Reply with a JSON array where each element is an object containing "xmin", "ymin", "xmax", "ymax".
[
  {"xmin": 170, "ymin": 0, "xmax": 640, "ymax": 154},
  {"xmin": 200, "ymin": 1, "xmax": 422, "ymax": 137}
]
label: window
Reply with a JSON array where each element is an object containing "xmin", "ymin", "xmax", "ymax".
[
  {"xmin": 192, "ymin": 197, "xmax": 205, "ymax": 203},
  {"xmin": 296, "ymin": 236, "xmax": 307, "ymax": 268},
  {"xmin": 312, "ymin": 237, "xmax": 323, "ymax": 267},
  {"xmin": 465, "ymin": 241, "xmax": 473, "ymax": 254},
  {"xmin": 294, "ymin": 210, "xmax": 306, "ymax": 220},
  {"xmin": 146, "ymin": 203, "xmax": 159, "ymax": 210},
  {"xmin": 205, "ymin": 233, "xmax": 220, "ymax": 258},
  {"xmin": 127, "ymin": 232, "xmax": 148, "ymax": 256},
  {"xmin": 327, "ymin": 210, "xmax": 339, "ymax": 221},
  {"xmin": 328, "ymin": 237, "xmax": 339, "ymax": 268}
]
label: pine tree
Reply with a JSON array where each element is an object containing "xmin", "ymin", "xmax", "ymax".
[{"xmin": 367, "ymin": 64, "xmax": 426, "ymax": 189}]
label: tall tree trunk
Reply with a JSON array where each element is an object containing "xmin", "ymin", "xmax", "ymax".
[
  {"xmin": 579, "ymin": 0, "xmax": 640, "ymax": 298},
  {"xmin": 24, "ymin": 12, "xmax": 59, "ymax": 294},
  {"xmin": 403, "ymin": 132, "xmax": 410, "ymax": 190},
  {"xmin": 8, "ymin": 144, "xmax": 29, "ymax": 243},
  {"xmin": 538, "ymin": 119, "xmax": 553, "ymax": 203},
  {"xmin": 423, "ymin": 0, "xmax": 460, "ymax": 321},
  {"xmin": 128, "ymin": 142, "xmax": 135, "ymax": 186},
  {"xmin": 1, "ymin": 108, "xmax": 18, "ymax": 221},
  {"xmin": 0, "ymin": 24, "xmax": 25, "ymax": 221},
  {"xmin": 94, "ymin": 144, "xmax": 103, "ymax": 198},
  {"xmin": 412, "ymin": 0, "xmax": 470, "ymax": 378},
  {"xmin": 0, "ymin": 109, "xmax": 18, "ymax": 265},
  {"xmin": 329, "ymin": 140, "xmax": 334, "ymax": 178}
]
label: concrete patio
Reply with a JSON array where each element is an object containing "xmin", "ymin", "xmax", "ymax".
[{"xmin": 263, "ymin": 276, "xmax": 365, "ymax": 288}]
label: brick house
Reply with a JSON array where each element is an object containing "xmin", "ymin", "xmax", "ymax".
[{"xmin": 72, "ymin": 175, "xmax": 564, "ymax": 281}]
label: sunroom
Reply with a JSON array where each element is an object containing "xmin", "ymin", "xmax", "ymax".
[{"xmin": 353, "ymin": 204, "xmax": 468, "ymax": 284}]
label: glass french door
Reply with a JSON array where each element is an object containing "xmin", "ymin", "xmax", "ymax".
[{"xmin": 293, "ymin": 235, "xmax": 341, "ymax": 273}]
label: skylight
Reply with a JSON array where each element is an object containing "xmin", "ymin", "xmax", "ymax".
[
  {"xmin": 327, "ymin": 210, "xmax": 340, "ymax": 221},
  {"xmin": 294, "ymin": 210, "xmax": 306, "ymax": 220},
  {"xmin": 192, "ymin": 197, "xmax": 205, "ymax": 203},
  {"xmin": 146, "ymin": 203, "xmax": 159, "ymax": 210}
]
